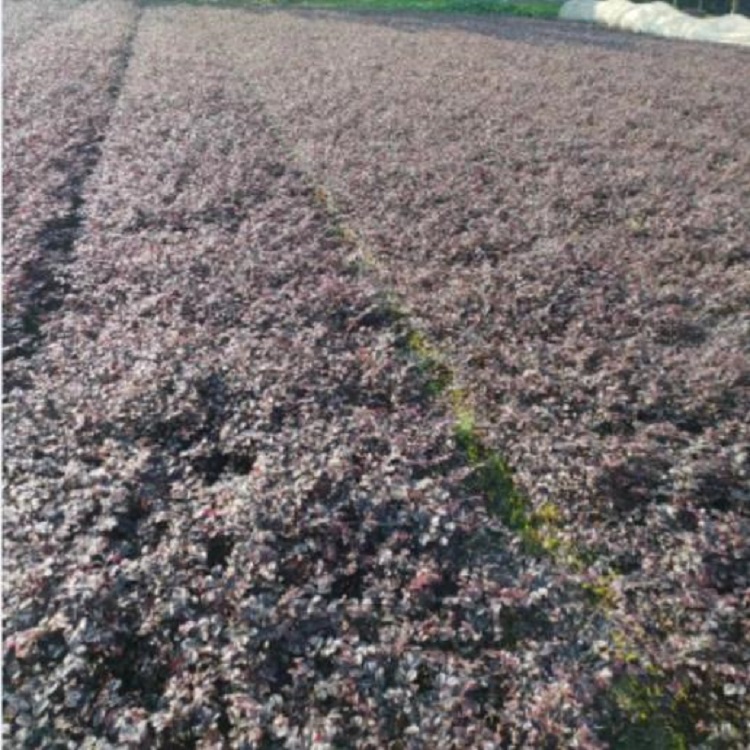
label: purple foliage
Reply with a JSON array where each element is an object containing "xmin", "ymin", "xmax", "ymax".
[{"xmin": 3, "ymin": 3, "xmax": 748, "ymax": 747}]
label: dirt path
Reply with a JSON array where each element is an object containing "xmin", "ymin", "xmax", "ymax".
[{"xmin": 3, "ymin": 3, "xmax": 749, "ymax": 747}]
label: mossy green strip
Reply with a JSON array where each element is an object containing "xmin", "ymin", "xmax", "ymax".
[
  {"xmin": 397, "ymin": 324, "xmax": 565, "ymax": 555},
  {"xmin": 600, "ymin": 670, "xmax": 736, "ymax": 750}
]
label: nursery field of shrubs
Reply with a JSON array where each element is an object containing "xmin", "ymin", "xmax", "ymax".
[{"xmin": 3, "ymin": 1, "xmax": 749, "ymax": 747}]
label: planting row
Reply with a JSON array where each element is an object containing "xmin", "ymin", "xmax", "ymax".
[
  {"xmin": 211, "ymin": 6, "xmax": 750, "ymax": 742},
  {"xmin": 3, "ymin": 0, "xmax": 138, "ymax": 370},
  {"xmin": 5, "ymin": 7, "xmax": 614, "ymax": 746},
  {"xmin": 2, "ymin": 0, "xmax": 84, "ymax": 55}
]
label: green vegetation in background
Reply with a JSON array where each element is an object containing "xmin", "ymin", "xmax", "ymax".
[
  {"xmin": 141, "ymin": 0, "xmax": 563, "ymax": 20},
  {"xmin": 279, "ymin": 0, "xmax": 562, "ymax": 17}
]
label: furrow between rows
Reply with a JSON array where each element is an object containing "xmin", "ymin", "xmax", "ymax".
[{"xmin": 3, "ymin": 0, "xmax": 141, "ymax": 376}]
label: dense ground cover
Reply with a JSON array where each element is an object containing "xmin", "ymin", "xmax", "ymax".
[
  {"xmin": 3, "ymin": 6, "xmax": 599, "ymax": 746},
  {"xmin": 3, "ymin": 2, "xmax": 749, "ymax": 747},
  {"xmin": 201, "ymin": 6, "xmax": 750, "ymax": 742},
  {"xmin": 2, "ymin": 0, "xmax": 85, "ymax": 54},
  {"xmin": 3, "ymin": 0, "xmax": 138, "ymax": 376}
]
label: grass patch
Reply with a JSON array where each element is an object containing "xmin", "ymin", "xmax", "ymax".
[
  {"xmin": 453, "ymin": 410, "xmax": 556, "ymax": 552},
  {"xmin": 405, "ymin": 330, "xmax": 454, "ymax": 397},
  {"xmin": 581, "ymin": 573, "xmax": 620, "ymax": 610},
  {"xmin": 595, "ymin": 632, "xmax": 747, "ymax": 748},
  {"xmin": 281, "ymin": 0, "xmax": 562, "ymax": 17},
  {"xmin": 611, "ymin": 684, "xmax": 691, "ymax": 750},
  {"xmin": 141, "ymin": 0, "xmax": 563, "ymax": 20}
]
